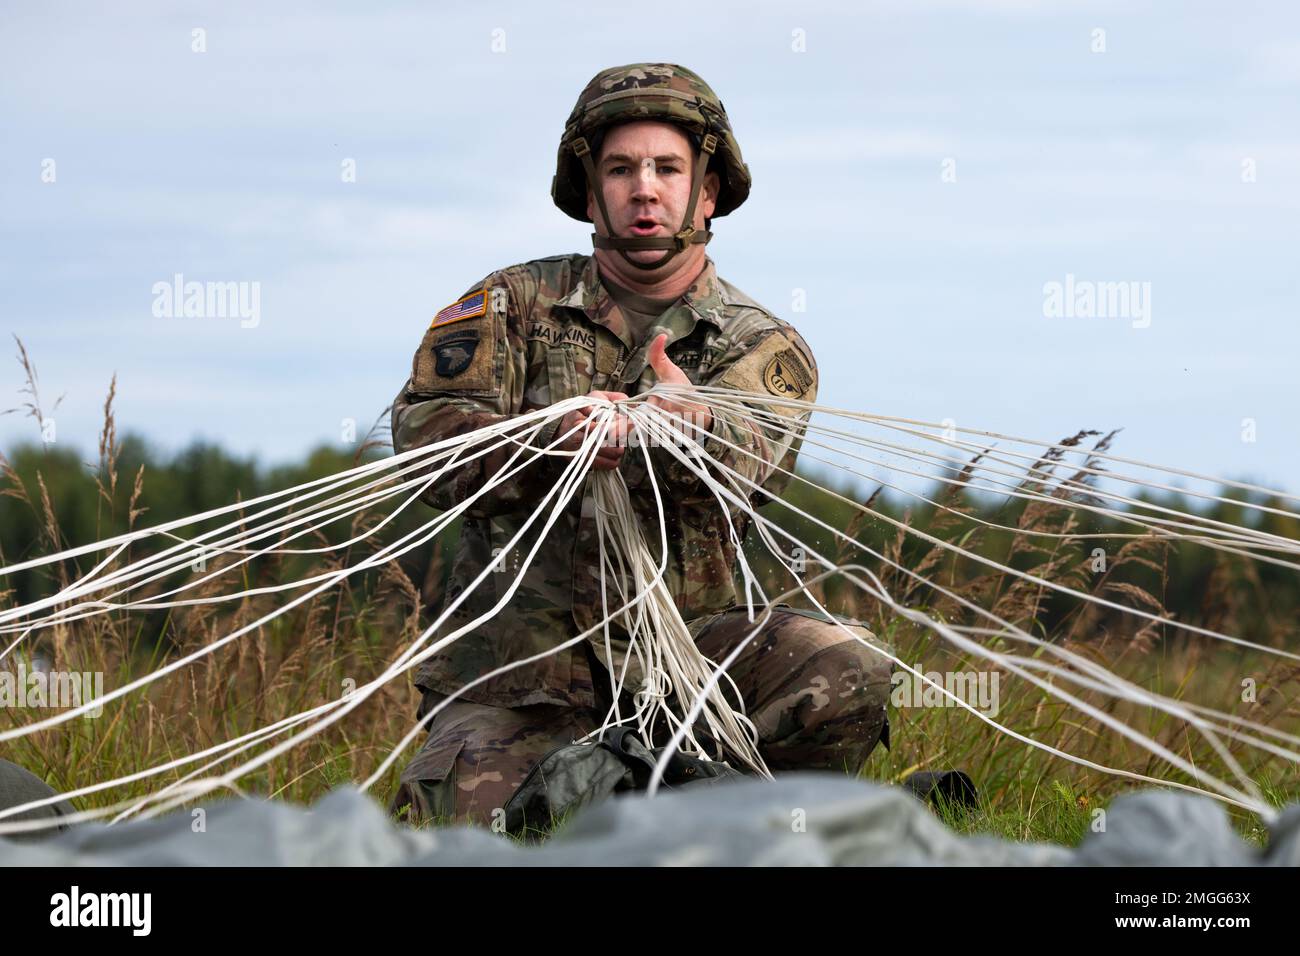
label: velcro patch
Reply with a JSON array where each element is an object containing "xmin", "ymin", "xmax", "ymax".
[
  {"xmin": 432, "ymin": 328, "xmax": 481, "ymax": 378},
  {"xmin": 718, "ymin": 332, "xmax": 817, "ymax": 409},
  {"xmin": 412, "ymin": 315, "xmax": 498, "ymax": 394},
  {"xmin": 430, "ymin": 288, "xmax": 488, "ymax": 331},
  {"xmin": 763, "ymin": 347, "xmax": 814, "ymax": 398}
]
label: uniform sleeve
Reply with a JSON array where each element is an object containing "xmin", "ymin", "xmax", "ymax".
[
  {"xmin": 391, "ymin": 274, "xmax": 567, "ymax": 519},
  {"xmin": 622, "ymin": 323, "xmax": 818, "ymax": 507}
]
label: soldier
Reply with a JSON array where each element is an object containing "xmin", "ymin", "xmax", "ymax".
[{"xmin": 388, "ymin": 63, "xmax": 893, "ymax": 828}]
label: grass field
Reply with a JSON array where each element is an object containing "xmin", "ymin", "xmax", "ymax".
[{"xmin": 2, "ymin": 357, "xmax": 1298, "ymax": 847}]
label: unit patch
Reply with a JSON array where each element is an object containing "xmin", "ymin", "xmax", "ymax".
[
  {"xmin": 763, "ymin": 348, "xmax": 814, "ymax": 398},
  {"xmin": 432, "ymin": 328, "xmax": 481, "ymax": 378},
  {"xmin": 412, "ymin": 309, "xmax": 498, "ymax": 395},
  {"xmin": 717, "ymin": 332, "xmax": 818, "ymax": 410}
]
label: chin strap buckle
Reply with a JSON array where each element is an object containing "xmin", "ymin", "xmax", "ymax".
[{"xmin": 672, "ymin": 224, "xmax": 697, "ymax": 251}]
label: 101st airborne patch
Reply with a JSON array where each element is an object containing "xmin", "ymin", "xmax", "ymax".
[
  {"xmin": 432, "ymin": 328, "xmax": 481, "ymax": 377},
  {"xmin": 411, "ymin": 285, "xmax": 499, "ymax": 394}
]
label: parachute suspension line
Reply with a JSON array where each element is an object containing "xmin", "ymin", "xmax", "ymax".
[
  {"xmin": 659, "ymin": 387, "xmax": 1300, "ymax": 660},
  {"xmin": 624, "ymin": 397, "xmax": 1285, "ymax": 814},
  {"xmin": 0, "ymin": 411, "xmax": 565, "ymax": 652},
  {"xmin": 0, "ymin": 387, "xmax": 1296, "ymax": 831},
  {"xmin": 0, "ymin": 400, "xmax": 600, "ymax": 830},
  {"xmin": 583, "ymin": 459, "xmax": 769, "ymax": 777}
]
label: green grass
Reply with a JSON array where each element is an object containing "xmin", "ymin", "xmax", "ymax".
[{"xmin": 2, "ymin": 359, "xmax": 1297, "ymax": 850}]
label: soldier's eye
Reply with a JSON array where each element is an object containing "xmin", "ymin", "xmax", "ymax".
[
  {"xmin": 658, "ymin": 165, "xmax": 680, "ymax": 175},
  {"xmin": 609, "ymin": 165, "xmax": 630, "ymax": 175}
]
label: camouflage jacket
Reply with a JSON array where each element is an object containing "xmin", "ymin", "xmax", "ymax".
[{"xmin": 391, "ymin": 253, "xmax": 818, "ymax": 709}]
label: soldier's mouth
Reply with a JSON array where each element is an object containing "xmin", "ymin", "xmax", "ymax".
[{"xmin": 628, "ymin": 218, "xmax": 661, "ymax": 236}]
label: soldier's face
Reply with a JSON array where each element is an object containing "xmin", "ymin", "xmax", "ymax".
[{"xmin": 586, "ymin": 121, "xmax": 720, "ymax": 269}]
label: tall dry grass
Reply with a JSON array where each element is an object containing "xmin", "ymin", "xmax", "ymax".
[{"xmin": 1, "ymin": 340, "xmax": 1297, "ymax": 844}]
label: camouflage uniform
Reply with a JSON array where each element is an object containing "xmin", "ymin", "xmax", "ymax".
[
  {"xmin": 387, "ymin": 64, "xmax": 893, "ymax": 827},
  {"xmin": 394, "ymin": 606, "xmax": 892, "ymax": 827},
  {"xmin": 386, "ymin": 253, "xmax": 894, "ymax": 825}
]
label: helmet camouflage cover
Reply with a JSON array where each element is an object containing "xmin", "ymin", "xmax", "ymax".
[{"xmin": 552, "ymin": 64, "xmax": 752, "ymax": 265}]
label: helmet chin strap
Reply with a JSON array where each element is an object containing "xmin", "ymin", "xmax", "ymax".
[{"xmin": 574, "ymin": 133, "xmax": 717, "ymax": 271}]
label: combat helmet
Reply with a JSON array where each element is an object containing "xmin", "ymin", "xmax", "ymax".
[{"xmin": 552, "ymin": 63, "xmax": 752, "ymax": 270}]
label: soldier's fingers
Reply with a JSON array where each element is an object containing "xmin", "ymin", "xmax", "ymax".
[
  {"xmin": 596, "ymin": 441, "xmax": 626, "ymax": 459},
  {"xmin": 584, "ymin": 409, "xmax": 619, "ymax": 435},
  {"xmin": 643, "ymin": 394, "xmax": 687, "ymax": 421},
  {"xmin": 570, "ymin": 406, "xmax": 601, "ymax": 433},
  {"xmin": 647, "ymin": 334, "xmax": 687, "ymax": 384},
  {"xmin": 555, "ymin": 415, "xmax": 579, "ymax": 448},
  {"xmin": 647, "ymin": 333, "xmax": 668, "ymax": 366},
  {"xmin": 558, "ymin": 409, "xmax": 591, "ymax": 442}
]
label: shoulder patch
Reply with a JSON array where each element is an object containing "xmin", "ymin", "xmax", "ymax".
[
  {"xmin": 717, "ymin": 331, "xmax": 817, "ymax": 408},
  {"xmin": 763, "ymin": 347, "xmax": 814, "ymax": 398},
  {"xmin": 412, "ymin": 310, "xmax": 499, "ymax": 395},
  {"xmin": 430, "ymin": 287, "xmax": 488, "ymax": 331}
]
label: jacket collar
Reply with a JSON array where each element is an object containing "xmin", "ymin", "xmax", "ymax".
[{"xmin": 555, "ymin": 254, "xmax": 728, "ymax": 352}]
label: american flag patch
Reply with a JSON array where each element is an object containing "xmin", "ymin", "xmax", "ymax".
[{"xmin": 430, "ymin": 288, "xmax": 487, "ymax": 330}]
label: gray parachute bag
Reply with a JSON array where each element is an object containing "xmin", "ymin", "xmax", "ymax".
[{"xmin": 0, "ymin": 758, "xmax": 77, "ymax": 842}]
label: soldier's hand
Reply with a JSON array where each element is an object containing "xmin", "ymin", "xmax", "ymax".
[
  {"xmin": 645, "ymin": 333, "xmax": 712, "ymax": 438},
  {"xmin": 557, "ymin": 390, "xmax": 631, "ymax": 470}
]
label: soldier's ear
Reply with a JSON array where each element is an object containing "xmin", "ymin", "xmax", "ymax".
[{"xmin": 701, "ymin": 170, "xmax": 720, "ymax": 220}]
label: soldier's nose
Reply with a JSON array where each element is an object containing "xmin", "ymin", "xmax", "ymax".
[{"xmin": 632, "ymin": 163, "xmax": 658, "ymax": 198}]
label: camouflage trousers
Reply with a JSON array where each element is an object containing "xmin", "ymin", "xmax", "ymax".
[{"xmin": 389, "ymin": 606, "xmax": 894, "ymax": 828}]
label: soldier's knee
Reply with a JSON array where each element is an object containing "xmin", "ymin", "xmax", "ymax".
[
  {"xmin": 389, "ymin": 690, "xmax": 595, "ymax": 831},
  {"xmin": 755, "ymin": 621, "xmax": 894, "ymax": 773},
  {"xmin": 829, "ymin": 630, "xmax": 895, "ymax": 707},
  {"xmin": 790, "ymin": 623, "xmax": 893, "ymax": 721}
]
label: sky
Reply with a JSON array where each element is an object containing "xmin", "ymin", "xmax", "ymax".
[{"xmin": 2, "ymin": 0, "xmax": 1297, "ymax": 497}]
